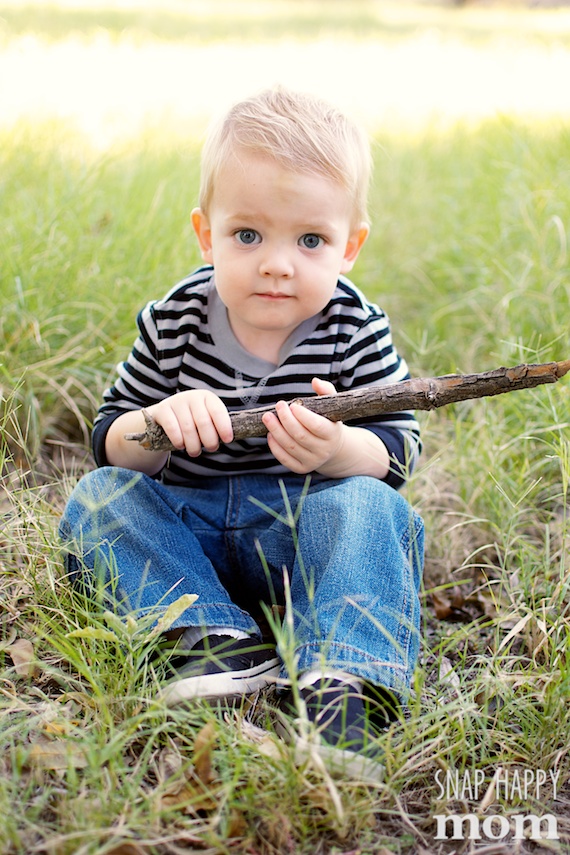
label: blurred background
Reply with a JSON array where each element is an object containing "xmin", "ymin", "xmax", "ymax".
[{"xmin": 2, "ymin": 0, "xmax": 570, "ymax": 147}]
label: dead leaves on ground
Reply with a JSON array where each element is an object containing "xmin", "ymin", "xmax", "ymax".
[
  {"xmin": 430, "ymin": 575, "xmax": 566, "ymax": 666},
  {"xmin": 27, "ymin": 735, "xmax": 88, "ymax": 771},
  {"xmin": 430, "ymin": 586, "xmax": 472, "ymax": 622},
  {"xmin": 0, "ymin": 695, "xmax": 88, "ymax": 774},
  {"xmin": 429, "ymin": 571, "xmax": 512, "ymax": 624},
  {"xmin": 151, "ymin": 718, "xmax": 276, "ymax": 826},
  {"xmin": 102, "ymin": 845, "xmax": 150, "ymax": 855},
  {"xmin": 149, "ymin": 718, "xmax": 255, "ymax": 842},
  {"xmin": 5, "ymin": 636, "xmax": 38, "ymax": 678},
  {"xmin": 155, "ymin": 721, "xmax": 219, "ymax": 815}
]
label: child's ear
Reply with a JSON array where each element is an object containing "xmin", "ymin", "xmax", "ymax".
[
  {"xmin": 191, "ymin": 208, "xmax": 213, "ymax": 262},
  {"xmin": 341, "ymin": 223, "xmax": 370, "ymax": 273}
]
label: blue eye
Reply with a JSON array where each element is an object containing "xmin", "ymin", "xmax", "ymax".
[
  {"xmin": 300, "ymin": 234, "xmax": 323, "ymax": 249},
  {"xmin": 236, "ymin": 229, "xmax": 260, "ymax": 245}
]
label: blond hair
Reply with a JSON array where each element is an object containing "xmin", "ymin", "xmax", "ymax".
[{"xmin": 198, "ymin": 88, "xmax": 372, "ymax": 226}]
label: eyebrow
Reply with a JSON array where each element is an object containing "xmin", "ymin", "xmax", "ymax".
[
  {"xmin": 223, "ymin": 212, "xmax": 341, "ymax": 234},
  {"xmin": 223, "ymin": 211, "xmax": 270, "ymax": 225}
]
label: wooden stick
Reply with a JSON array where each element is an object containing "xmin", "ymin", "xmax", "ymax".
[{"xmin": 124, "ymin": 359, "xmax": 570, "ymax": 452}]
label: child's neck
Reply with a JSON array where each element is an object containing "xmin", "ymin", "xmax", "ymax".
[{"xmin": 232, "ymin": 326, "xmax": 289, "ymax": 366}]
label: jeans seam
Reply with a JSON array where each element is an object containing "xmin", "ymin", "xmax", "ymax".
[
  {"xmin": 224, "ymin": 476, "xmax": 240, "ymax": 575},
  {"xmin": 396, "ymin": 526, "xmax": 412, "ymax": 660},
  {"xmin": 395, "ymin": 514, "xmax": 423, "ymax": 664}
]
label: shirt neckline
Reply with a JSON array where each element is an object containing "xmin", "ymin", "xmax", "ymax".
[{"xmin": 207, "ymin": 275, "xmax": 321, "ymax": 377}]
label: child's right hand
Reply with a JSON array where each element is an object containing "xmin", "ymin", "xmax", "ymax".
[{"xmin": 145, "ymin": 390, "xmax": 234, "ymax": 457}]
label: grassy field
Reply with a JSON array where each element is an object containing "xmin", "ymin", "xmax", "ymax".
[{"xmin": 1, "ymin": 3, "xmax": 570, "ymax": 853}]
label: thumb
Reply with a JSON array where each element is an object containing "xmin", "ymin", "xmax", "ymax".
[{"xmin": 311, "ymin": 377, "xmax": 337, "ymax": 397}]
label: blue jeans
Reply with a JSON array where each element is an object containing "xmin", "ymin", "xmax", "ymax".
[{"xmin": 60, "ymin": 467, "xmax": 424, "ymax": 700}]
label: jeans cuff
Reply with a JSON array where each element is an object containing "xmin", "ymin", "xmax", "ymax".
[
  {"xmin": 167, "ymin": 602, "xmax": 260, "ymax": 636},
  {"xmin": 283, "ymin": 640, "xmax": 412, "ymax": 700}
]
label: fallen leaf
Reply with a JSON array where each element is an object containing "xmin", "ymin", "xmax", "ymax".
[
  {"xmin": 431, "ymin": 588, "xmax": 469, "ymax": 622},
  {"xmin": 152, "ymin": 724, "xmax": 221, "ymax": 815},
  {"xmin": 479, "ymin": 765, "xmax": 503, "ymax": 812},
  {"xmin": 155, "ymin": 746, "xmax": 183, "ymax": 784},
  {"xmin": 233, "ymin": 716, "xmax": 284, "ymax": 760},
  {"xmin": 439, "ymin": 656, "xmax": 460, "ymax": 689},
  {"xmin": 450, "ymin": 587, "xmax": 466, "ymax": 609},
  {"xmin": 226, "ymin": 808, "xmax": 248, "ymax": 838},
  {"xmin": 43, "ymin": 721, "xmax": 72, "ymax": 736},
  {"xmin": 472, "ymin": 576, "xmax": 511, "ymax": 619},
  {"xmin": 7, "ymin": 638, "xmax": 37, "ymax": 678},
  {"xmin": 256, "ymin": 811, "xmax": 294, "ymax": 852},
  {"xmin": 27, "ymin": 737, "xmax": 87, "ymax": 770},
  {"xmin": 159, "ymin": 779, "xmax": 217, "ymax": 814},
  {"xmin": 193, "ymin": 720, "xmax": 217, "ymax": 786},
  {"xmin": 104, "ymin": 845, "xmax": 148, "ymax": 855},
  {"xmin": 431, "ymin": 592, "xmax": 450, "ymax": 619}
]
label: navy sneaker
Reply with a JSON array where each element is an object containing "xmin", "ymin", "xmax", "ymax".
[
  {"xmin": 276, "ymin": 676, "xmax": 392, "ymax": 782},
  {"xmin": 161, "ymin": 634, "xmax": 281, "ymax": 706}
]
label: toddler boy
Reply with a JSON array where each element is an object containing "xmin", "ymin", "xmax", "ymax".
[{"xmin": 61, "ymin": 88, "xmax": 424, "ymax": 781}]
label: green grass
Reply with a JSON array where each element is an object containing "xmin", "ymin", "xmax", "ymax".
[
  {"xmin": 0, "ymin": 124, "xmax": 202, "ymax": 450},
  {"xmin": 2, "ymin": 98, "xmax": 570, "ymax": 855}
]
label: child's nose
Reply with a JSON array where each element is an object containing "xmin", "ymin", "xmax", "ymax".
[{"xmin": 259, "ymin": 246, "xmax": 294, "ymax": 279}]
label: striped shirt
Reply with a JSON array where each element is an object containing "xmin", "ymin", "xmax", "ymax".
[{"xmin": 93, "ymin": 265, "xmax": 421, "ymax": 488}]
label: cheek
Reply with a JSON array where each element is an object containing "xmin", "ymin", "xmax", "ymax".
[
  {"xmin": 213, "ymin": 268, "xmax": 248, "ymax": 307},
  {"xmin": 304, "ymin": 283, "xmax": 337, "ymax": 315}
]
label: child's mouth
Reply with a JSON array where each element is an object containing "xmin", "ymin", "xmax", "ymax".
[{"xmin": 257, "ymin": 292, "xmax": 291, "ymax": 300}]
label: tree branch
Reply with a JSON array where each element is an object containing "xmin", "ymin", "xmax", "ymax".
[{"xmin": 124, "ymin": 359, "xmax": 570, "ymax": 452}]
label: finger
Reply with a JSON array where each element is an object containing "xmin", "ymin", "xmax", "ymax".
[
  {"xmin": 265, "ymin": 432, "xmax": 307, "ymax": 474},
  {"xmin": 289, "ymin": 402, "xmax": 337, "ymax": 439},
  {"xmin": 271, "ymin": 401, "xmax": 338, "ymax": 452},
  {"xmin": 263, "ymin": 406, "xmax": 300, "ymax": 448},
  {"xmin": 311, "ymin": 377, "xmax": 337, "ymax": 397},
  {"xmin": 263, "ymin": 407, "xmax": 310, "ymax": 461},
  {"xmin": 177, "ymin": 412, "xmax": 204, "ymax": 457},
  {"xmin": 189, "ymin": 400, "xmax": 225, "ymax": 453},
  {"xmin": 272, "ymin": 401, "xmax": 316, "ymax": 449},
  {"xmin": 148, "ymin": 406, "xmax": 186, "ymax": 451},
  {"xmin": 205, "ymin": 396, "xmax": 234, "ymax": 445},
  {"xmin": 165, "ymin": 399, "xmax": 207, "ymax": 456}
]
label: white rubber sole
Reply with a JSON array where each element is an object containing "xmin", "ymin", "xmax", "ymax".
[{"xmin": 161, "ymin": 657, "xmax": 281, "ymax": 706}]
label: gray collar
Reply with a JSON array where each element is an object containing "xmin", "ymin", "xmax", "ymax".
[{"xmin": 208, "ymin": 276, "xmax": 320, "ymax": 376}]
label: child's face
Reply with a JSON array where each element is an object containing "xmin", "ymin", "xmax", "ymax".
[{"xmin": 192, "ymin": 149, "xmax": 368, "ymax": 360}]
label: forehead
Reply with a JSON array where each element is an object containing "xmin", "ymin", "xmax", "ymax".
[{"xmin": 210, "ymin": 149, "xmax": 352, "ymax": 221}]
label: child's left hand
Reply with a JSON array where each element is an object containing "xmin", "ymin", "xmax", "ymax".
[{"xmin": 262, "ymin": 377, "xmax": 345, "ymax": 475}]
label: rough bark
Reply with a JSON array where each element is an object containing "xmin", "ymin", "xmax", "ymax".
[{"xmin": 124, "ymin": 359, "xmax": 570, "ymax": 451}]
